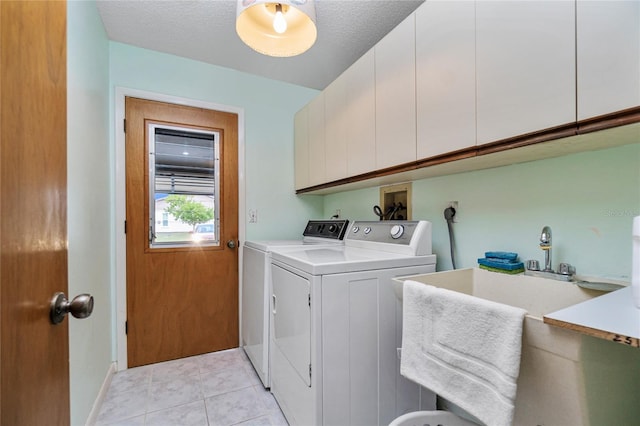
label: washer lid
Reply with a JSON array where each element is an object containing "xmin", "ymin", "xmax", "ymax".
[{"xmin": 271, "ymin": 246, "xmax": 436, "ymax": 275}]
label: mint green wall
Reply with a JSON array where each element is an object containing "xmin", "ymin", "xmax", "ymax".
[
  {"xmin": 67, "ymin": 1, "xmax": 112, "ymax": 425},
  {"xmin": 65, "ymin": 28, "xmax": 324, "ymax": 424},
  {"xmin": 325, "ymin": 143, "xmax": 640, "ymax": 280},
  {"xmin": 68, "ymin": 5, "xmax": 638, "ymax": 424},
  {"xmin": 108, "ymin": 42, "xmax": 323, "ymax": 241}
]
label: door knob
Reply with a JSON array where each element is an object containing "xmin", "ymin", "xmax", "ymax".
[
  {"xmin": 227, "ymin": 240, "xmax": 237, "ymax": 249},
  {"xmin": 50, "ymin": 292, "xmax": 94, "ymax": 325}
]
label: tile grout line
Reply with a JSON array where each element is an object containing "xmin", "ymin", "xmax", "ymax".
[{"xmin": 98, "ymin": 349, "xmax": 285, "ymax": 426}]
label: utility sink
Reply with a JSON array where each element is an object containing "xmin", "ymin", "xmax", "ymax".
[{"xmin": 394, "ymin": 268, "xmax": 640, "ymax": 426}]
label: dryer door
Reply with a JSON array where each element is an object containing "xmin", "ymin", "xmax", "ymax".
[{"xmin": 271, "ymin": 264, "xmax": 312, "ymax": 387}]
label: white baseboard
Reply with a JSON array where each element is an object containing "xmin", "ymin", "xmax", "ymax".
[{"xmin": 85, "ymin": 362, "xmax": 117, "ymax": 426}]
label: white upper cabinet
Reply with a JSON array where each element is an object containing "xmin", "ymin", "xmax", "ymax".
[
  {"xmin": 307, "ymin": 93, "xmax": 326, "ymax": 186},
  {"xmin": 375, "ymin": 13, "xmax": 416, "ymax": 169},
  {"xmin": 294, "ymin": 106, "xmax": 309, "ymax": 190},
  {"xmin": 577, "ymin": 0, "xmax": 640, "ymax": 120},
  {"xmin": 324, "ymin": 71, "xmax": 349, "ymax": 182},
  {"xmin": 476, "ymin": 1, "xmax": 576, "ymax": 145},
  {"xmin": 346, "ymin": 49, "xmax": 376, "ymax": 177},
  {"xmin": 294, "ymin": 1, "xmax": 637, "ymax": 193},
  {"xmin": 416, "ymin": 1, "xmax": 476, "ymax": 158}
]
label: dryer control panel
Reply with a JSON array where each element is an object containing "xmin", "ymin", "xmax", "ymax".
[{"xmin": 303, "ymin": 220, "xmax": 350, "ymax": 240}]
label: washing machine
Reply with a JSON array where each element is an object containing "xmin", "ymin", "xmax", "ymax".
[
  {"xmin": 269, "ymin": 221, "xmax": 437, "ymax": 426},
  {"xmin": 242, "ymin": 219, "xmax": 349, "ymax": 388}
]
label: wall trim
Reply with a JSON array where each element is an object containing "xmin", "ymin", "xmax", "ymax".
[
  {"xmin": 114, "ymin": 87, "xmax": 246, "ymax": 370},
  {"xmin": 85, "ymin": 362, "xmax": 117, "ymax": 426}
]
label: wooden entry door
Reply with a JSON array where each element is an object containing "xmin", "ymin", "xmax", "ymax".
[
  {"xmin": 0, "ymin": 1, "xmax": 70, "ymax": 424},
  {"xmin": 125, "ymin": 97, "xmax": 239, "ymax": 367}
]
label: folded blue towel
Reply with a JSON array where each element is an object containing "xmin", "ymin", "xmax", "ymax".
[
  {"xmin": 478, "ymin": 258, "xmax": 525, "ymax": 271},
  {"xmin": 479, "ymin": 257, "xmax": 520, "ymax": 265},
  {"xmin": 485, "ymin": 251, "xmax": 518, "ymax": 261}
]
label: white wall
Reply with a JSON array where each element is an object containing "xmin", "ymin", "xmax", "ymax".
[
  {"xmin": 324, "ymin": 142, "xmax": 640, "ymax": 281},
  {"xmin": 67, "ymin": 1, "xmax": 113, "ymax": 425}
]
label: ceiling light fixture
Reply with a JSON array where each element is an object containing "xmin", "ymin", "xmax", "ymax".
[{"xmin": 236, "ymin": 0, "xmax": 317, "ymax": 57}]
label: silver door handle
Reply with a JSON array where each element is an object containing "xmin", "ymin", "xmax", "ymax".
[
  {"xmin": 50, "ymin": 292, "xmax": 94, "ymax": 325},
  {"xmin": 272, "ymin": 294, "xmax": 277, "ymax": 314},
  {"xmin": 227, "ymin": 240, "xmax": 237, "ymax": 249}
]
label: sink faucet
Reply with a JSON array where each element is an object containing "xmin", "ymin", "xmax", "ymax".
[
  {"xmin": 525, "ymin": 226, "xmax": 575, "ymax": 281},
  {"xmin": 540, "ymin": 226, "xmax": 553, "ymax": 272}
]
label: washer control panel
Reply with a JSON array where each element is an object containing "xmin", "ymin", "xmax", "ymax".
[
  {"xmin": 346, "ymin": 220, "xmax": 432, "ymax": 255},
  {"xmin": 348, "ymin": 221, "xmax": 417, "ymax": 244}
]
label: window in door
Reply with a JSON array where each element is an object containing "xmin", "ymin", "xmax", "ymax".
[{"xmin": 148, "ymin": 124, "xmax": 220, "ymax": 248}]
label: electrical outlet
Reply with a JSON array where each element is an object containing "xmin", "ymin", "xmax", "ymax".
[
  {"xmin": 248, "ymin": 209, "xmax": 258, "ymax": 223},
  {"xmin": 448, "ymin": 201, "xmax": 458, "ymax": 223}
]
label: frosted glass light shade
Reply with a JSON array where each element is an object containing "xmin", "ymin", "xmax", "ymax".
[{"xmin": 236, "ymin": 0, "xmax": 317, "ymax": 57}]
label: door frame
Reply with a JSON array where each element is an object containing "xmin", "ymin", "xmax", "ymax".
[{"xmin": 114, "ymin": 87, "xmax": 246, "ymax": 370}]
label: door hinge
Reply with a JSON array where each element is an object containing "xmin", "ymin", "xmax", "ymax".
[
  {"xmin": 124, "ymin": 220, "xmax": 127, "ymax": 234},
  {"xmin": 125, "ymin": 321, "xmax": 128, "ymax": 335},
  {"xmin": 308, "ymin": 293, "xmax": 311, "ymax": 307},
  {"xmin": 309, "ymin": 363, "xmax": 312, "ymax": 381},
  {"xmin": 123, "ymin": 118, "xmax": 126, "ymax": 133}
]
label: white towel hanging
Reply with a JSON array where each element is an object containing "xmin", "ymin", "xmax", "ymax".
[{"xmin": 400, "ymin": 280, "xmax": 527, "ymax": 426}]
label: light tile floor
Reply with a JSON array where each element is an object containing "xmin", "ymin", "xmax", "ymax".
[{"xmin": 96, "ymin": 348, "xmax": 288, "ymax": 426}]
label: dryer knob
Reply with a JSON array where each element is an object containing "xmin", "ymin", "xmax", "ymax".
[{"xmin": 390, "ymin": 225, "xmax": 404, "ymax": 239}]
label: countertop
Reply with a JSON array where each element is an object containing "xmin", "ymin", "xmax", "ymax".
[{"xmin": 544, "ymin": 286, "xmax": 640, "ymax": 348}]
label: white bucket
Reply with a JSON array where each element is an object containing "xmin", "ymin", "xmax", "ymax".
[{"xmin": 389, "ymin": 411, "xmax": 479, "ymax": 426}]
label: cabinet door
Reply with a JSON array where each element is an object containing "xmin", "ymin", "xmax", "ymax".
[
  {"xmin": 476, "ymin": 1, "xmax": 576, "ymax": 145},
  {"xmin": 324, "ymin": 72, "xmax": 348, "ymax": 182},
  {"xmin": 307, "ymin": 93, "xmax": 326, "ymax": 186},
  {"xmin": 416, "ymin": 1, "xmax": 476, "ymax": 158},
  {"xmin": 375, "ymin": 13, "xmax": 416, "ymax": 169},
  {"xmin": 577, "ymin": 0, "xmax": 640, "ymax": 120},
  {"xmin": 294, "ymin": 106, "xmax": 309, "ymax": 190},
  {"xmin": 346, "ymin": 49, "xmax": 376, "ymax": 177}
]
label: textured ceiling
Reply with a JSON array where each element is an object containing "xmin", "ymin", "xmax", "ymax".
[{"xmin": 96, "ymin": 0, "xmax": 425, "ymax": 90}]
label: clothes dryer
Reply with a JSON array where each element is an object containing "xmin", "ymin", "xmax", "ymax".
[{"xmin": 242, "ymin": 220, "xmax": 349, "ymax": 388}]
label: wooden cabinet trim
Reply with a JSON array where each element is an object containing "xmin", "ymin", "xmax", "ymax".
[
  {"xmin": 295, "ymin": 107, "xmax": 640, "ymax": 194},
  {"xmin": 577, "ymin": 106, "xmax": 640, "ymax": 134}
]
